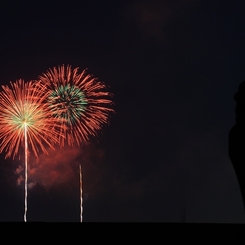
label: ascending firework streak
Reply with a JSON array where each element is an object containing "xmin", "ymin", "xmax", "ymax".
[
  {"xmin": 38, "ymin": 65, "xmax": 114, "ymax": 221},
  {"xmin": 0, "ymin": 79, "xmax": 63, "ymax": 222},
  {"xmin": 80, "ymin": 164, "xmax": 83, "ymax": 222},
  {"xmin": 24, "ymin": 122, "xmax": 27, "ymax": 222}
]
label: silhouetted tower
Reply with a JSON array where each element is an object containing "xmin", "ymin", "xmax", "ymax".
[{"xmin": 229, "ymin": 81, "xmax": 245, "ymax": 211}]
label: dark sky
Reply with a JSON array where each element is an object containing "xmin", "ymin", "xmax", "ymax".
[{"xmin": 0, "ymin": 0, "xmax": 245, "ymax": 222}]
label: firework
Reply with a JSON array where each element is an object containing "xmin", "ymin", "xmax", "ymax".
[
  {"xmin": 0, "ymin": 79, "xmax": 63, "ymax": 159},
  {"xmin": 0, "ymin": 79, "xmax": 64, "ymax": 221},
  {"xmin": 80, "ymin": 164, "xmax": 83, "ymax": 222},
  {"xmin": 39, "ymin": 65, "xmax": 114, "ymax": 222},
  {"xmin": 38, "ymin": 65, "xmax": 114, "ymax": 147}
]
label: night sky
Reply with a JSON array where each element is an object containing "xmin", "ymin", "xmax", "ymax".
[{"xmin": 0, "ymin": 0, "xmax": 245, "ymax": 222}]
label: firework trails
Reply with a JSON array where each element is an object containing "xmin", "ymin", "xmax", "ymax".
[
  {"xmin": 39, "ymin": 65, "xmax": 114, "ymax": 222},
  {"xmin": 0, "ymin": 79, "xmax": 63, "ymax": 221},
  {"xmin": 80, "ymin": 164, "xmax": 83, "ymax": 222}
]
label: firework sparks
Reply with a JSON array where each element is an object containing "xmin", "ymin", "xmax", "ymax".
[
  {"xmin": 0, "ymin": 79, "xmax": 63, "ymax": 159},
  {"xmin": 0, "ymin": 79, "xmax": 64, "ymax": 221},
  {"xmin": 38, "ymin": 65, "xmax": 114, "ymax": 147}
]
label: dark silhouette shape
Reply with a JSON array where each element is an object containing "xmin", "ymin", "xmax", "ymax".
[{"xmin": 229, "ymin": 81, "xmax": 245, "ymax": 210}]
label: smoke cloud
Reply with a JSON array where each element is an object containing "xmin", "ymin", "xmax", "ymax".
[
  {"xmin": 123, "ymin": 0, "xmax": 200, "ymax": 43},
  {"xmin": 14, "ymin": 142, "xmax": 107, "ymax": 197}
]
